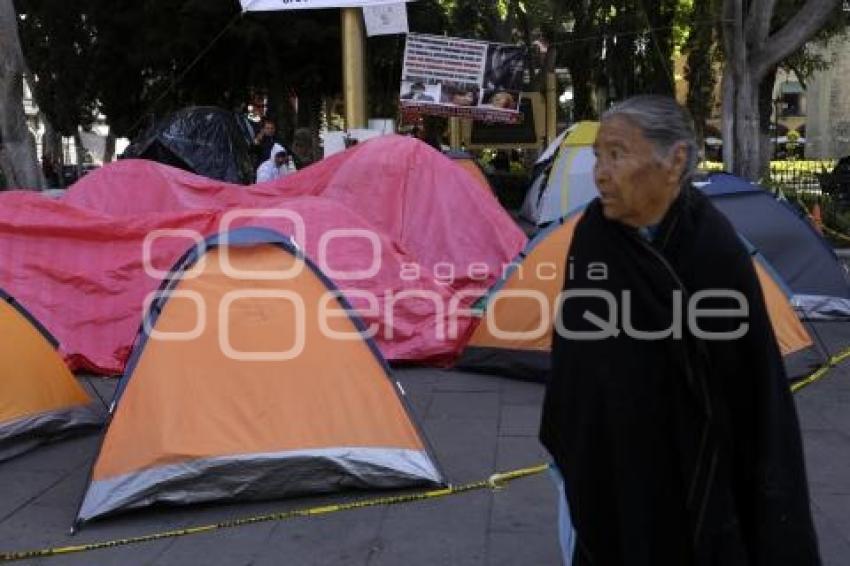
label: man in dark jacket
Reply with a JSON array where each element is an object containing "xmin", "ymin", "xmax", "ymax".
[
  {"xmin": 252, "ymin": 117, "xmax": 284, "ymax": 170},
  {"xmin": 540, "ymin": 95, "xmax": 820, "ymax": 565}
]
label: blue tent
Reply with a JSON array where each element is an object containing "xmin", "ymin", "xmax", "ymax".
[{"xmin": 698, "ymin": 173, "xmax": 849, "ymax": 300}]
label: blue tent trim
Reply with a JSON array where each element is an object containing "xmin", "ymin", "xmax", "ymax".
[
  {"xmin": 0, "ymin": 288, "xmax": 60, "ymax": 349},
  {"xmin": 744, "ymin": 239, "xmax": 795, "ymax": 298},
  {"xmin": 698, "ymin": 173, "xmax": 762, "ymax": 196}
]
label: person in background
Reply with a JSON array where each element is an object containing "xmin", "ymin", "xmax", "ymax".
[
  {"xmin": 540, "ymin": 95, "xmax": 820, "ymax": 565},
  {"xmin": 255, "ymin": 144, "xmax": 293, "ymax": 183},
  {"xmin": 484, "ymin": 91, "xmax": 516, "ymax": 110},
  {"xmin": 420, "ymin": 116, "xmax": 447, "ymax": 152},
  {"xmin": 252, "ymin": 117, "xmax": 283, "ymax": 169},
  {"xmin": 41, "ymin": 154, "xmax": 60, "ymax": 188},
  {"xmin": 401, "ymin": 82, "xmax": 435, "ymax": 102},
  {"xmin": 291, "ymin": 128, "xmax": 316, "ymax": 170}
]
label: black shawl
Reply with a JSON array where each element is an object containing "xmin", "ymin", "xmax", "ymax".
[{"xmin": 539, "ymin": 186, "xmax": 820, "ymax": 565}]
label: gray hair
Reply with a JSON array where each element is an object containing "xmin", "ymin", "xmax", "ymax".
[{"xmin": 602, "ymin": 95, "xmax": 699, "ymax": 183}]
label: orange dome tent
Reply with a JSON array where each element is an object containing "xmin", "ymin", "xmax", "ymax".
[
  {"xmin": 75, "ymin": 228, "xmax": 443, "ymax": 525},
  {"xmin": 457, "ymin": 212, "xmax": 813, "ymax": 381},
  {"xmin": 0, "ymin": 290, "xmax": 102, "ymax": 462}
]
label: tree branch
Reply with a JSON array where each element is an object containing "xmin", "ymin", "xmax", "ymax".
[
  {"xmin": 745, "ymin": 0, "xmax": 778, "ymax": 46},
  {"xmin": 752, "ymin": 0, "xmax": 840, "ymax": 80}
]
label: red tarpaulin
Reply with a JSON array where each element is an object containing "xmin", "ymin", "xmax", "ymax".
[
  {"xmin": 2, "ymin": 136, "xmax": 526, "ymax": 374},
  {"xmin": 65, "ymin": 136, "xmax": 526, "ymax": 295},
  {"xmin": 0, "ymin": 193, "xmax": 479, "ymax": 373}
]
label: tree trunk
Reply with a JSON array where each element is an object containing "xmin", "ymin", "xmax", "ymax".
[
  {"xmin": 734, "ymin": 73, "xmax": 762, "ymax": 180},
  {"xmin": 684, "ymin": 0, "xmax": 717, "ymax": 142},
  {"xmin": 723, "ymin": 63, "xmax": 762, "ymax": 179},
  {"xmin": 0, "ymin": 0, "xmax": 43, "ymax": 190},
  {"xmin": 42, "ymin": 116, "xmax": 62, "ymax": 161},
  {"xmin": 570, "ymin": 63, "xmax": 596, "ymax": 120},
  {"xmin": 562, "ymin": 9, "xmax": 600, "ymax": 121},
  {"xmin": 73, "ymin": 131, "xmax": 85, "ymax": 167},
  {"xmin": 758, "ymin": 66, "xmax": 778, "ymax": 179},
  {"xmin": 721, "ymin": 67, "xmax": 735, "ymax": 170},
  {"xmin": 103, "ymin": 129, "xmax": 117, "ymax": 163},
  {"xmin": 721, "ymin": 0, "xmax": 840, "ymax": 180},
  {"xmin": 259, "ymin": 26, "xmax": 291, "ymax": 140},
  {"xmin": 641, "ymin": 0, "xmax": 676, "ymax": 96}
]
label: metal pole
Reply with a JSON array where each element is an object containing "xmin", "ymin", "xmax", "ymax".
[
  {"xmin": 544, "ymin": 46, "xmax": 558, "ymax": 146},
  {"xmin": 449, "ymin": 117, "xmax": 462, "ymax": 149},
  {"xmin": 546, "ymin": 71, "xmax": 558, "ymax": 146},
  {"xmin": 341, "ymin": 8, "xmax": 367, "ymax": 130}
]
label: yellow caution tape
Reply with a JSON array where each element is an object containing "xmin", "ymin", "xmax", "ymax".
[
  {"xmin": 821, "ymin": 224, "xmax": 850, "ymax": 244},
  {"xmin": 0, "ymin": 464, "xmax": 549, "ymax": 562},
  {"xmin": 792, "ymin": 345, "xmax": 850, "ymax": 393},
  {"xmin": 1, "ymin": 339, "xmax": 848, "ymax": 563}
]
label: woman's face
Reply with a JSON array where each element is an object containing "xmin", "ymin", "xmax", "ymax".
[
  {"xmin": 492, "ymin": 93, "xmax": 514, "ymax": 108},
  {"xmin": 592, "ymin": 116, "xmax": 686, "ymax": 228},
  {"xmin": 452, "ymin": 92, "xmax": 475, "ymax": 106}
]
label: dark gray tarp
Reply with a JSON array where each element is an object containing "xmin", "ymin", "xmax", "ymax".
[
  {"xmin": 456, "ymin": 345, "xmax": 548, "ymax": 382},
  {"xmin": 78, "ymin": 447, "xmax": 442, "ymax": 523},
  {"xmin": 0, "ymin": 404, "xmax": 103, "ymax": 462},
  {"xmin": 124, "ymin": 107, "xmax": 255, "ymax": 184}
]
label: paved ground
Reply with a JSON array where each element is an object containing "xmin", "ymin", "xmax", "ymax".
[{"xmin": 1, "ymin": 364, "xmax": 848, "ymax": 565}]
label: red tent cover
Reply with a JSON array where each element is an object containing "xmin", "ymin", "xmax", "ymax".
[
  {"xmin": 66, "ymin": 136, "xmax": 525, "ymax": 293},
  {"xmin": 1, "ymin": 137, "xmax": 525, "ymax": 374}
]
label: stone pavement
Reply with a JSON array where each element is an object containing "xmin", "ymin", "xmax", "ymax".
[{"xmin": 0, "ymin": 365, "xmax": 847, "ymax": 565}]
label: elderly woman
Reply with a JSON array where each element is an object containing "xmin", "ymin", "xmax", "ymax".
[{"xmin": 539, "ymin": 95, "xmax": 820, "ymax": 565}]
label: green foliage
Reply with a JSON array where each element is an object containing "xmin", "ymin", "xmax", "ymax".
[
  {"xmin": 17, "ymin": 1, "xmax": 347, "ymax": 140},
  {"xmin": 16, "ymin": 1, "xmax": 100, "ymax": 135},
  {"xmin": 701, "ymin": 159, "xmax": 837, "ymax": 175},
  {"xmin": 773, "ymin": 1, "xmax": 850, "ymax": 84},
  {"xmin": 16, "ymin": 0, "xmax": 842, "ymax": 149},
  {"xmin": 682, "ymin": 0, "xmax": 719, "ymax": 139}
]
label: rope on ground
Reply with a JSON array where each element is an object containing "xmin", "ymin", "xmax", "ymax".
[
  {"xmin": 2, "ymin": 339, "xmax": 849, "ymax": 561},
  {"xmin": 792, "ymin": 345, "xmax": 850, "ymax": 393},
  {"xmin": 0, "ymin": 464, "xmax": 549, "ymax": 563},
  {"xmin": 821, "ymin": 224, "xmax": 850, "ymax": 244}
]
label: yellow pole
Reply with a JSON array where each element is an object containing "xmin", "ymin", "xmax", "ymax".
[
  {"xmin": 546, "ymin": 70, "xmax": 557, "ymax": 146},
  {"xmin": 449, "ymin": 117, "xmax": 462, "ymax": 149},
  {"xmin": 341, "ymin": 8, "xmax": 367, "ymax": 129}
]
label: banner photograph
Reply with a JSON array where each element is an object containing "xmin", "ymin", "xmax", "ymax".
[
  {"xmin": 400, "ymin": 33, "xmax": 527, "ymax": 124},
  {"xmin": 241, "ymin": 0, "xmax": 411, "ymax": 11}
]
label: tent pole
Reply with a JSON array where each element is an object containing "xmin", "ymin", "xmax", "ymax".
[{"xmin": 341, "ymin": 8, "xmax": 367, "ymax": 130}]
